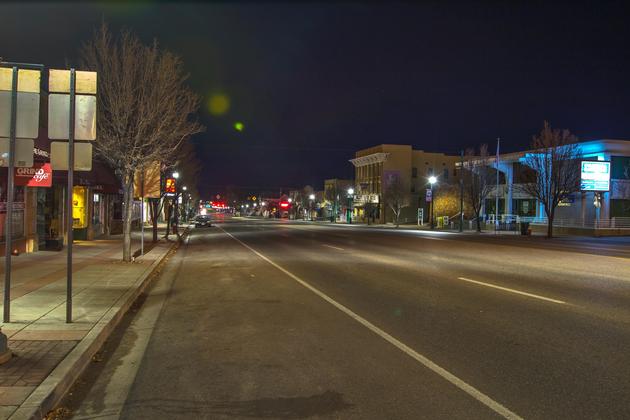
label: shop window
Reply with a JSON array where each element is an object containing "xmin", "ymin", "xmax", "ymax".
[
  {"xmin": 72, "ymin": 186, "xmax": 88, "ymax": 228},
  {"xmin": 93, "ymin": 193, "xmax": 102, "ymax": 225},
  {"xmin": 0, "ymin": 183, "xmax": 25, "ymax": 241}
]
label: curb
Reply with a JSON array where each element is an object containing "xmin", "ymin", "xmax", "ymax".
[{"xmin": 7, "ymin": 240, "xmax": 178, "ymax": 420}]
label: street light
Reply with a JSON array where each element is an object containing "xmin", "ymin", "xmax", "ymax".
[
  {"xmin": 288, "ymin": 198, "xmax": 293, "ymax": 203},
  {"xmin": 429, "ymin": 176, "xmax": 437, "ymax": 229},
  {"xmin": 308, "ymin": 194, "xmax": 316, "ymax": 220},
  {"xmin": 170, "ymin": 172, "xmax": 180, "ymax": 235},
  {"xmin": 347, "ymin": 188, "xmax": 354, "ymax": 224}
]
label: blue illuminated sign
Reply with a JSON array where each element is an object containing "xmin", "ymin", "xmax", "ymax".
[{"xmin": 580, "ymin": 161, "xmax": 610, "ymax": 191}]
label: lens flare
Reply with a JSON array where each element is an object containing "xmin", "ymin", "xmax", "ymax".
[{"xmin": 207, "ymin": 93, "xmax": 230, "ymax": 116}]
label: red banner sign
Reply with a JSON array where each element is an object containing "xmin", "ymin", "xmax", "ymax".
[{"xmin": 15, "ymin": 163, "xmax": 52, "ymax": 187}]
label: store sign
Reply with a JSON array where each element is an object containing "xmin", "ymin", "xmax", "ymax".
[
  {"xmin": 165, "ymin": 177, "xmax": 176, "ymax": 194},
  {"xmin": 15, "ymin": 163, "xmax": 52, "ymax": 187},
  {"xmin": 581, "ymin": 161, "xmax": 611, "ymax": 191}
]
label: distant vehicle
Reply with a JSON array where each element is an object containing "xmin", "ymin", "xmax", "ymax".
[{"xmin": 194, "ymin": 214, "xmax": 212, "ymax": 228}]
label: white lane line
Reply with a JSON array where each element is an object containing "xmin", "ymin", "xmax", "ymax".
[
  {"xmin": 322, "ymin": 244, "xmax": 345, "ymax": 251},
  {"xmin": 457, "ymin": 277, "xmax": 566, "ymax": 305},
  {"xmin": 417, "ymin": 235, "xmax": 446, "ymax": 240},
  {"xmin": 218, "ymin": 226, "xmax": 522, "ymax": 420}
]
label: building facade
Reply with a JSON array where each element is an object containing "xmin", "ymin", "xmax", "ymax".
[
  {"xmin": 349, "ymin": 144, "xmax": 460, "ymax": 224},
  {"xmin": 469, "ymin": 139, "xmax": 630, "ymax": 230}
]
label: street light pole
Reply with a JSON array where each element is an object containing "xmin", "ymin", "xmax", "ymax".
[
  {"xmin": 309, "ymin": 194, "xmax": 315, "ymax": 221},
  {"xmin": 347, "ymin": 188, "xmax": 354, "ymax": 224},
  {"xmin": 459, "ymin": 149, "xmax": 464, "ymax": 232},
  {"xmin": 172, "ymin": 172, "xmax": 179, "ymax": 237},
  {"xmin": 429, "ymin": 176, "xmax": 437, "ymax": 230}
]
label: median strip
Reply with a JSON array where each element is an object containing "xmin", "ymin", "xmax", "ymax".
[{"xmin": 457, "ymin": 277, "xmax": 567, "ymax": 305}]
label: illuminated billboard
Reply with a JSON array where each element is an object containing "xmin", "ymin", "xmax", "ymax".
[
  {"xmin": 580, "ymin": 161, "xmax": 610, "ymax": 191},
  {"xmin": 164, "ymin": 178, "xmax": 176, "ymax": 194}
]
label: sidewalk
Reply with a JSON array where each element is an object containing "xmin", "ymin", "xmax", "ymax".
[{"xmin": 0, "ymin": 227, "xmax": 181, "ymax": 420}]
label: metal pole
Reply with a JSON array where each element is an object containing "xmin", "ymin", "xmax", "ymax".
[
  {"xmin": 459, "ymin": 149, "xmax": 464, "ymax": 232},
  {"xmin": 3, "ymin": 66, "xmax": 18, "ymax": 323},
  {"xmin": 66, "ymin": 69, "xmax": 76, "ymax": 323},
  {"xmin": 430, "ymin": 183, "xmax": 434, "ymax": 229},
  {"xmin": 140, "ymin": 169, "xmax": 144, "ymax": 256},
  {"xmin": 495, "ymin": 138, "xmax": 500, "ymax": 232}
]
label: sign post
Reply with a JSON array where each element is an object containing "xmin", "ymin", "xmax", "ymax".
[
  {"xmin": 66, "ymin": 69, "xmax": 76, "ymax": 323},
  {"xmin": 3, "ymin": 66, "xmax": 17, "ymax": 324},
  {"xmin": 49, "ymin": 68, "xmax": 97, "ymax": 323},
  {"xmin": 1, "ymin": 62, "xmax": 43, "ymax": 323},
  {"xmin": 580, "ymin": 160, "xmax": 611, "ymax": 228},
  {"xmin": 140, "ymin": 168, "xmax": 145, "ymax": 256}
]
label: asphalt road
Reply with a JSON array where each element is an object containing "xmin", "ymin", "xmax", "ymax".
[{"xmin": 65, "ymin": 217, "xmax": 630, "ymax": 419}]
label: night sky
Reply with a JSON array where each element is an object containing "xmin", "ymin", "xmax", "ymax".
[{"xmin": 2, "ymin": 1, "xmax": 630, "ymax": 196}]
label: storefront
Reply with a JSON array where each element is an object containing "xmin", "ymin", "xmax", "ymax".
[{"xmin": 0, "ymin": 168, "xmax": 26, "ymax": 255}]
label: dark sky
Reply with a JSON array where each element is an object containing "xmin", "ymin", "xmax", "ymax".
[{"xmin": 2, "ymin": 1, "xmax": 630, "ymax": 196}]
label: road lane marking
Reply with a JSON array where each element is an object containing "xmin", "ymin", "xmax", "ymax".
[
  {"xmin": 322, "ymin": 244, "xmax": 345, "ymax": 251},
  {"xmin": 219, "ymin": 226, "xmax": 522, "ymax": 420},
  {"xmin": 417, "ymin": 235, "xmax": 446, "ymax": 240},
  {"xmin": 457, "ymin": 277, "xmax": 566, "ymax": 305}
]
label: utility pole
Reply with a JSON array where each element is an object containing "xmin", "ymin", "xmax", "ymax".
[
  {"xmin": 495, "ymin": 138, "xmax": 500, "ymax": 232},
  {"xmin": 459, "ymin": 149, "xmax": 464, "ymax": 232}
]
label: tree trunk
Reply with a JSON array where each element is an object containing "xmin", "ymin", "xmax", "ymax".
[
  {"xmin": 122, "ymin": 175, "xmax": 134, "ymax": 262},
  {"xmin": 150, "ymin": 198, "xmax": 159, "ymax": 243},
  {"xmin": 546, "ymin": 208, "xmax": 554, "ymax": 238},
  {"xmin": 164, "ymin": 200, "xmax": 171, "ymax": 239},
  {"xmin": 475, "ymin": 210, "xmax": 481, "ymax": 232}
]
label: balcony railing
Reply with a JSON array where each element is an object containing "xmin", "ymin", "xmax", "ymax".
[{"xmin": 525, "ymin": 217, "xmax": 630, "ymax": 229}]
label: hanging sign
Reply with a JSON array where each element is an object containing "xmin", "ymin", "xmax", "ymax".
[{"xmin": 15, "ymin": 163, "xmax": 52, "ymax": 187}]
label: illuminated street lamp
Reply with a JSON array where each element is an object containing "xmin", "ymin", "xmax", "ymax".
[
  {"xmin": 172, "ymin": 171, "xmax": 179, "ymax": 179},
  {"xmin": 308, "ymin": 194, "xmax": 316, "ymax": 220},
  {"xmin": 429, "ymin": 176, "xmax": 437, "ymax": 229},
  {"xmin": 347, "ymin": 188, "xmax": 354, "ymax": 224},
  {"xmin": 288, "ymin": 198, "xmax": 293, "ymax": 203}
]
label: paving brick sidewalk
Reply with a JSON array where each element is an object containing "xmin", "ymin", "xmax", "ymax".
[{"xmin": 0, "ymin": 228, "xmax": 179, "ymax": 420}]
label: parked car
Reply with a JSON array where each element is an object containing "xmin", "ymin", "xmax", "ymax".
[{"xmin": 194, "ymin": 214, "xmax": 212, "ymax": 228}]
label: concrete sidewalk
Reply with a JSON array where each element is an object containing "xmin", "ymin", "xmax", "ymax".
[{"xmin": 0, "ymin": 228, "xmax": 180, "ymax": 420}]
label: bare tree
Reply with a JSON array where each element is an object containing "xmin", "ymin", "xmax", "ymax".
[
  {"xmin": 518, "ymin": 121, "xmax": 581, "ymax": 238},
  {"xmin": 81, "ymin": 24, "xmax": 204, "ymax": 261},
  {"xmin": 383, "ymin": 174, "xmax": 408, "ymax": 227},
  {"xmin": 324, "ymin": 184, "xmax": 340, "ymax": 222},
  {"xmin": 363, "ymin": 201, "xmax": 376, "ymax": 225},
  {"xmin": 463, "ymin": 144, "xmax": 493, "ymax": 232}
]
